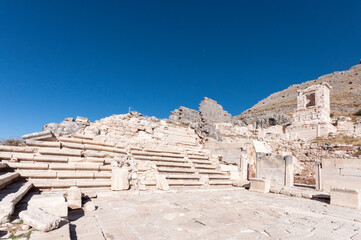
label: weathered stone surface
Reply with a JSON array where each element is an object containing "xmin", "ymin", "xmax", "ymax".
[
  {"xmin": 169, "ymin": 106, "xmax": 200, "ymax": 124},
  {"xmin": 83, "ymin": 201, "xmax": 96, "ymax": 211},
  {"xmin": 156, "ymin": 175, "xmax": 169, "ymax": 191},
  {"xmin": 19, "ymin": 208, "xmax": 61, "ymax": 232},
  {"xmin": 43, "ymin": 116, "xmax": 90, "ymax": 138},
  {"xmin": 331, "ymin": 187, "xmax": 361, "ymax": 209},
  {"xmin": 111, "ymin": 167, "xmax": 130, "ymax": 191},
  {"xmin": 249, "ymin": 178, "xmax": 270, "ymax": 193},
  {"xmin": 28, "ymin": 194, "xmax": 68, "ymax": 218},
  {"xmin": 234, "ymin": 113, "xmax": 291, "ymax": 129},
  {"xmin": 199, "ymin": 97, "xmax": 232, "ymax": 123},
  {"xmin": 67, "ymin": 187, "xmax": 81, "ymax": 209}
]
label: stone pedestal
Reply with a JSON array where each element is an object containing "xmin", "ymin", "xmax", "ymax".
[
  {"xmin": 249, "ymin": 178, "xmax": 270, "ymax": 193},
  {"xmin": 111, "ymin": 167, "xmax": 130, "ymax": 191},
  {"xmin": 284, "ymin": 155, "xmax": 294, "ymax": 187},
  {"xmin": 67, "ymin": 186, "xmax": 82, "ymax": 209}
]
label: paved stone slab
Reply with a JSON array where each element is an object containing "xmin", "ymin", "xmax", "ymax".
[{"xmin": 67, "ymin": 189, "xmax": 361, "ymax": 240}]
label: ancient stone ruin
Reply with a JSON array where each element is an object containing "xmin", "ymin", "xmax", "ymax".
[{"xmin": 0, "ymin": 82, "xmax": 361, "ymax": 238}]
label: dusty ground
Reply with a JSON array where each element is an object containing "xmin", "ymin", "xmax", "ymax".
[{"xmin": 65, "ymin": 188, "xmax": 361, "ymax": 240}]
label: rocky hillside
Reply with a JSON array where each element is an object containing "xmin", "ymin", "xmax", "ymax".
[{"xmin": 239, "ymin": 63, "xmax": 361, "ymax": 118}]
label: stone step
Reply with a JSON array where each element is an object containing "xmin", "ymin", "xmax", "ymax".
[
  {"xmin": 167, "ymin": 180, "xmax": 203, "ymax": 186},
  {"xmin": 0, "ymin": 172, "xmax": 20, "ymax": 189},
  {"xmin": 199, "ymin": 170, "xmax": 228, "ymax": 175},
  {"xmin": 191, "ymin": 159, "xmax": 212, "ymax": 165},
  {"xmin": 188, "ymin": 155, "xmax": 208, "ymax": 160},
  {"xmin": 72, "ymin": 134, "xmax": 94, "ymax": 140},
  {"xmin": 134, "ymin": 148, "xmax": 182, "ymax": 155},
  {"xmin": 157, "ymin": 167, "xmax": 196, "ymax": 173},
  {"xmin": 15, "ymin": 170, "xmax": 111, "ymax": 179},
  {"xmin": 22, "ymin": 130, "xmax": 54, "ymax": 141},
  {"xmin": 154, "ymin": 162, "xmax": 192, "ymax": 168},
  {"xmin": 208, "ymin": 175, "xmax": 230, "ymax": 180},
  {"xmin": 165, "ymin": 174, "xmax": 201, "ymax": 180},
  {"xmin": 7, "ymin": 162, "xmax": 49, "ymax": 170},
  {"xmin": 133, "ymin": 155, "xmax": 187, "ymax": 163},
  {"xmin": 209, "ymin": 180, "xmax": 233, "ymax": 186},
  {"xmin": 132, "ymin": 150, "xmax": 184, "ymax": 158},
  {"xmin": 0, "ymin": 181, "xmax": 33, "ymax": 224},
  {"xmin": 68, "ymin": 157, "xmax": 105, "ymax": 164},
  {"xmin": 25, "ymin": 140, "xmax": 61, "ymax": 148},
  {"xmin": 49, "ymin": 163, "xmax": 104, "ymax": 171},
  {"xmin": 29, "ymin": 179, "xmax": 110, "ymax": 189},
  {"xmin": 39, "ymin": 148, "xmax": 82, "ymax": 157},
  {"xmin": 0, "ymin": 146, "xmax": 37, "ymax": 153},
  {"xmin": 194, "ymin": 165, "xmax": 216, "ymax": 170}
]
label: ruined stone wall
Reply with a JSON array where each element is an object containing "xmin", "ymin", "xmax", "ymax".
[
  {"xmin": 199, "ymin": 97, "xmax": 232, "ymax": 123},
  {"xmin": 169, "ymin": 106, "xmax": 201, "ymax": 125},
  {"xmin": 321, "ymin": 158, "xmax": 361, "ymax": 191},
  {"xmin": 81, "ymin": 113, "xmax": 202, "ymax": 152}
]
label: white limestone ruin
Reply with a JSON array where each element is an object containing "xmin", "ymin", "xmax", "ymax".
[{"xmin": 0, "ymin": 81, "xmax": 361, "ymax": 238}]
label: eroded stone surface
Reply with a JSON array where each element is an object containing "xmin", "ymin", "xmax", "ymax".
[
  {"xmin": 19, "ymin": 208, "xmax": 61, "ymax": 232},
  {"xmin": 67, "ymin": 189, "xmax": 361, "ymax": 240}
]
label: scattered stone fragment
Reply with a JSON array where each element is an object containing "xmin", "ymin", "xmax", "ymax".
[
  {"xmin": 83, "ymin": 201, "xmax": 96, "ymax": 212},
  {"xmin": 67, "ymin": 187, "xmax": 82, "ymax": 209},
  {"xmin": 28, "ymin": 194, "xmax": 68, "ymax": 218},
  {"xmin": 156, "ymin": 175, "xmax": 169, "ymax": 191},
  {"xmin": 19, "ymin": 208, "xmax": 61, "ymax": 232},
  {"xmin": 21, "ymin": 224, "xmax": 30, "ymax": 231}
]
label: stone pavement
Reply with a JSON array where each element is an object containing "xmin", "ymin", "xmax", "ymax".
[{"xmin": 68, "ymin": 188, "xmax": 361, "ymax": 240}]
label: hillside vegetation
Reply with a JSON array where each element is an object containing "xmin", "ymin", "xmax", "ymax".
[{"xmin": 239, "ymin": 63, "xmax": 361, "ymax": 118}]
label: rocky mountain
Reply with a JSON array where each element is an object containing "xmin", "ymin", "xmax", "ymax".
[{"xmin": 238, "ymin": 63, "xmax": 361, "ymax": 118}]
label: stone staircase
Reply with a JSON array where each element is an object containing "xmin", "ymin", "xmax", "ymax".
[
  {"xmin": 0, "ymin": 134, "xmax": 127, "ymax": 191},
  {"xmin": 0, "ymin": 132, "xmax": 234, "ymax": 191},
  {"xmin": 0, "ymin": 163, "xmax": 33, "ymax": 223},
  {"xmin": 131, "ymin": 148, "xmax": 233, "ymax": 188}
]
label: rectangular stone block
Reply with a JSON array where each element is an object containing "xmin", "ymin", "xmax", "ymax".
[
  {"xmin": 61, "ymin": 142, "xmax": 85, "ymax": 150},
  {"xmin": 83, "ymin": 144, "xmax": 103, "ymax": 151},
  {"xmin": 25, "ymin": 140, "xmax": 61, "ymax": 148},
  {"xmin": 52, "ymin": 179, "xmax": 77, "ymax": 188},
  {"xmin": 72, "ymin": 134, "xmax": 93, "ymax": 140},
  {"xmin": 0, "ymin": 152, "xmax": 13, "ymax": 160},
  {"xmin": 33, "ymin": 155, "xmax": 68, "ymax": 163},
  {"xmin": 59, "ymin": 137, "xmax": 83, "ymax": 144},
  {"xmin": 49, "ymin": 164, "xmax": 77, "ymax": 170},
  {"xmin": 17, "ymin": 170, "xmax": 57, "ymax": 178},
  {"xmin": 331, "ymin": 188, "xmax": 361, "ymax": 209},
  {"xmin": 249, "ymin": 178, "xmax": 270, "ymax": 193},
  {"xmin": 76, "ymin": 179, "xmax": 111, "ymax": 187},
  {"xmin": 7, "ymin": 162, "xmax": 49, "ymax": 170},
  {"xmin": 57, "ymin": 171, "xmax": 94, "ymax": 178},
  {"xmin": 22, "ymin": 130, "xmax": 54, "ymax": 141},
  {"xmin": 39, "ymin": 148, "xmax": 82, "ymax": 157},
  {"xmin": 67, "ymin": 187, "xmax": 82, "ymax": 209},
  {"xmin": 12, "ymin": 153, "xmax": 35, "ymax": 160},
  {"xmin": 0, "ymin": 146, "xmax": 37, "ymax": 153},
  {"xmin": 28, "ymin": 194, "xmax": 68, "ymax": 217}
]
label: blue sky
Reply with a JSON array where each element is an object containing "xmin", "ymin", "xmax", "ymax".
[{"xmin": 1, "ymin": 0, "xmax": 361, "ymax": 138}]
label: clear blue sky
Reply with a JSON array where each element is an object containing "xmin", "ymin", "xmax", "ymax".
[{"xmin": 1, "ymin": 0, "xmax": 361, "ymax": 138}]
